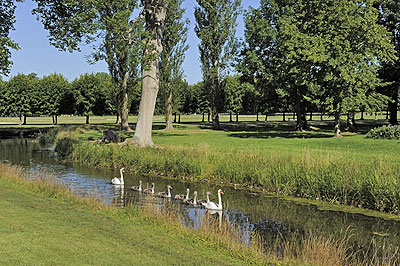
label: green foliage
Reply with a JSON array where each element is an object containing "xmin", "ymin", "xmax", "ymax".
[
  {"xmin": 54, "ymin": 136, "xmax": 81, "ymax": 157},
  {"xmin": 71, "ymin": 72, "xmax": 113, "ymax": 120},
  {"xmin": 241, "ymin": 0, "xmax": 397, "ymax": 133},
  {"xmin": 195, "ymin": 0, "xmax": 241, "ymax": 126},
  {"xmin": 37, "ymin": 127, "xmax": 60, "ymax": 145},
  {"xmin": 0, "ymin": 0, "xmax": 22, "ymax": 76},
  {"xmin": 158, "ymin": 0, "xmax": 189, "ymax": 120},
  {"xmin": 366, "ymin": 125, "xmax": 400, "ymax": 140},
  {"xmin": 3, "ymin": 73, "xmax": 38, "ymax": 121},
  {"xmin": 38, "ymin": 73, "xmax": 70, "ymax": 117}
]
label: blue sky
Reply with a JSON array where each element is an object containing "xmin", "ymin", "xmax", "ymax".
[{"xmin": 5, "ymin": 0, "xmax": 259, "ymax": 85}]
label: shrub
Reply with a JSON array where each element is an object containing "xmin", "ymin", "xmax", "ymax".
[
  {"xmin": 37, "ymin": 127, "xmax": 60, "ymax": 145},
  {"xmin": 366, "ymin": 125, "xmax": 400, "ymax": 140}
]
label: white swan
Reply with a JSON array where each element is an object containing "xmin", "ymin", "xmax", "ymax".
[
  {"xmin": 174, "ymin": 188, "xmax": 190, "ymax": 201},
  {"xmin": 157, "ymin": 185, "xmax": 173, "ymax": 198},
  {"xmin": 202, "ymin": 189, "xmax": 224, "ymax": 210},
  {"xmin": 111, "ymin": 168, "xmax": 125, "ymax": 185},
  {"xmin": 131, "ymin": 181, "xmax": 142, "ymax": 192},
  {"xmin": 143, "ymin": 183, "xmax": 155, "ymax": 194},
  {"xmin": 198, "ymin": 191, "xmax": 211, "ymax": 205}
]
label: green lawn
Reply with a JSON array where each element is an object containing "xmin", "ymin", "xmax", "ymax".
[{"xmin": 0, "ymin": 176, "xmax": 271, "ymax": 266}]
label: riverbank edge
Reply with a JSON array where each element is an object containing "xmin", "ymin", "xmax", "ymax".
[
  {"xmin": 54, "ymin": 129, "xmax": 400, "ymax": 220},
  {"xmin": 0, "ymin": 163, "xmax": 281, "ymax": 266}
]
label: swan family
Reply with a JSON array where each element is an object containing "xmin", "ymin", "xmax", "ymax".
[
  {"xmin": 131, "ymin": 181, "xmax": 224, "ymax": 210},
  {"xmin": 111, "ymin": 168, "xmax": 225, "ymax": 210}
]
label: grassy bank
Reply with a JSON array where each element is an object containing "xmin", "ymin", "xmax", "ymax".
[
  {"xmin": 53, "ymin": 126, "xmax": 400, "ymax": 215},
  {"xmin": 0, "ymin": 164, "xmax": 272, "ymax": 265}
]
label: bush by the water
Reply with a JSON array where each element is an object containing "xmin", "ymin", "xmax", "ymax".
[
  {"xmin": 37, "ymin": 128, "xmax": 60, "ymax": 145},
  {"xmin": 366, "ymin": 125, "xmax": 400, "ymax": 140},
  {"xmin": 58, "ymin": 135, "xmax": 400, "ymax": 215}
]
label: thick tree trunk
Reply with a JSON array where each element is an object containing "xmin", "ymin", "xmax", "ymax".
[
  {"xmin": 23, "ymin": 115, "xmax": 27, "ymax": 125},
  {"xmin": 55, "ymin": 115, "xmax": 58, "ymax": 125},
  {"xmin": 295, "ymin": 101, "xmax": 309, "ymax": 131},
  {"xmin": 166, "ymin": 89, "xmax": 173, "ymax": 130},
  {"xmin": 236, "ymin": 113, "xmax": 239, "ymax": 122},
  {"xmin": 202, "ymin": 113, "xmax": 205, "ymax": 122},
  {"xmin": 86, "ymin": 115, "xmax": 89, "ymax": 125},
  {"xmin": 229, "ymin": 112, "xmax": 233, "ymax": 122},
  {"xmin": 52, "ymin": 115, "xmax": 55, "ymax": 125},
  {"xmin": 361, "ymin": 111, "xmax": 364, "ymax": 120},
  {"xmin": 212, "ymin": 110, "xmax": 220, "ymax": 129},
  {"xmin": 265, "ymin": 113, "xmax": 268, "ymax": 121},
  {"xmin": 334, "ymin": 112, "xmax": 341, "ymax": 137},
  {"xmin": 207, "ymin": 112, "xmax": 210, "ymax": 122},
  {"xmin": 347, "ymin": 112, "xmax": 356, "ymax": 132},
  {"xmin": 309, "ymin": 112, "xmax": 313, "ymax": 121},
  {"xmin": 389, "ymin": 86, "xmax": 398, "ymax": 125},
  {"xmin": 256, "ymin": 113, "xmax": 259, "ymax": 122},
  {"xmin": 283, "ymin": 112, "xmax": 286, "ymax": 121},
  {"xmin": 132, "ymin": 3, "xmax": 167, "ymax": 147},
  {"xmin": 178, "ymin": 114, "xmax": 181, "ymax": 123}
]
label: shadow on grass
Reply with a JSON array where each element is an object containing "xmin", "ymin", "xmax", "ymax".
[
  {"xmin": 228, "ymin": 131, "xmax": 331, "ymax": 139},
  {"xmin": 198, "ymin": 119, "xmax": 389, "ymax": 136}
]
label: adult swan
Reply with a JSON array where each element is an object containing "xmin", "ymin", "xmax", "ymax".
[
  {"xmin": 202, "ymin": 189, "xmax": 224, "ymax": 210},
  {"xmin": 111, "ymin": 168, "xmax": 125, "ymax": 185}
]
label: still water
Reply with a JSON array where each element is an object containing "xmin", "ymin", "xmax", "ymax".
[{"xmin": 1, "ymin": 138, "xmax": 400, "ymax": 255}]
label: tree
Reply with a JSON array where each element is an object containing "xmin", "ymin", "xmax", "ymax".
[
  {"xmin": 132, "ymin": 0, "xmax": 169, "ymax": 146},
  {"xmin": 159, "ymin": 0, "xmax": 189, "ymax": 130},
  {"xmin": 33, "ymin": 0, "xmax": 142, "ymax": 131},
  {"xmin": 38, "ymin": 73, "xmax": 70, "ymax": 124},
  {"xmin": 224, "ymin": 75, "xmax": 251, "ymax": 121},
  {"xmin": 0, "ymin": 0, "xmax": 22, "ymax": 76},
  {"xmin": 4, "ymin": 73, "xmax": 38, "ymax": 125},
  {"xmin": 300, "ymin": 0, "xmax": 396, "ymax": 136},
  {"xmin": 195, "ymin": 0, "xmax": 241, "ymax": 129},
  {"xmin": 374, "ymin": 0, "xmax": 400, "ymax": 125},
  {"xmin": 242, "ymin": 0, "xmax": 396, "ymax": 136},
  {"xmin": 72, "ymin": 73, "xmax": 110, "ymax": 124}
]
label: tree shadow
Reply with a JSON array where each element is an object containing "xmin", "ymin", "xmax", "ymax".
[{"xmin": 228, "ymin": 131, "xmax": 331, "ymax": 139}]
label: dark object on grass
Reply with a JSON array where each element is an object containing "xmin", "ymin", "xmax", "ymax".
[{"xmin": 101, "ymin": 130, "xmax": 120, "ymax": 143}]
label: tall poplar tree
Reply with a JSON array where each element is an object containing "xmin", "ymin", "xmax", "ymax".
[
  {"xmin": 159, "ymin": 0, "xmax": 188, "ymax": 130},
  {"xmin": 195, "ymin": 0, "xmax": 241, "ymax": 129}
]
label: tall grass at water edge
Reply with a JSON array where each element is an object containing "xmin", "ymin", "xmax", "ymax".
[{"xmin": 56, "ymin": 135, "xmax": 400, "ymax": 214}]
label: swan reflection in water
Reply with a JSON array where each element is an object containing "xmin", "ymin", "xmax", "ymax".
[{"xmin": 111, "ymin": 184, "xmax": 124, "ymax": 207}]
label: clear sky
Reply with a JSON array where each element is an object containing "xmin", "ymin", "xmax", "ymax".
[{"xmin": 4, "ymin": 0, "xmax": 259, "ymax": 85}]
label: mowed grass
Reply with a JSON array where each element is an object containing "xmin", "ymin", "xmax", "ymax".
[{"xmin": 0, "ymin": 167, "xmax": 270, "ymax": 266}]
